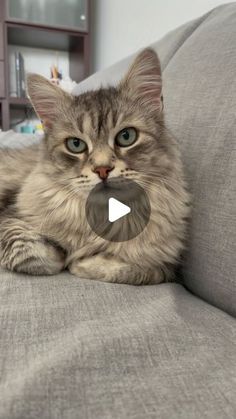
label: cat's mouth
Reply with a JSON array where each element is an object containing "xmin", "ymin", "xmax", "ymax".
[{"xmin": 102, "ymin": 173, "xmax": 138, "ymax": 185}]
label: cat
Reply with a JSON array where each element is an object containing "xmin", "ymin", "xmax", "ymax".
[{"xmin": 0, "ymin": 48, "xmax": 190, "ymax": 284}]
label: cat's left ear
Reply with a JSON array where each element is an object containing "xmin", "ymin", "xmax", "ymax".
[
  {"xmin": 120, "ymin": 48, "xmax": 163, "ymax": 113},
  {"xmin": 27, "ymin": 73, "xmax": 72, "ymax": 129}
]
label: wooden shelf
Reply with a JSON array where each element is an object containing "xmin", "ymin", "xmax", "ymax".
[
  {"xmin": 8, "ymin": 97, "xmax": 31, "ymax": 106},
  {"xmin": 7, "ymin": 22, "xmax": 87, "ymax": 51},
  {"xmin": 0, "ymin": 0, "xmax": 90, "ymax": 131}
]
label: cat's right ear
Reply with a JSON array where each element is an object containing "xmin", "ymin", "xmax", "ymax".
[
  {"xmin": 27, "ymin": 74, "xmax": 71, "ymax": 129},
  {"xmin": 119, "ymin": 48, "xmax": 163, "ymax": 113}
]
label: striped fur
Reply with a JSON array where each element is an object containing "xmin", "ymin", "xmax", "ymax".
[{"xmin": 0, "ymin": 49, "xmax": 190, "ymax": 284}]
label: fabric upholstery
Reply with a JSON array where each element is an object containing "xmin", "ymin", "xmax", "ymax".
[
  {"xmin": 0, "ymin": 269, "xmax": 236, "ymax": 419},
  {"xmin": 75, "ymin": 3, "xmax": 236, "ymax": 317},
  {"xmin": 162, "ymin": 3, "xmax": 236, "ymax": 318},
  {"xmin": 0, "ymin": 130, "xmax": 40, "ymax": 148}
]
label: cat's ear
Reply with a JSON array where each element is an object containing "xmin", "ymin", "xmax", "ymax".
[
  {"xmin": 27, "ymin": 74, "xmax": 71, "ymax": 129},
  {"xmin": 120, "ymin": 48, "xmax": 163, "ymax": 112}
]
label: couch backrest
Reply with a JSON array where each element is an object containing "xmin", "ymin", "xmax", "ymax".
[{"xmin": 74, "ymin": 3, "xmax": 236, "ymax": 317}]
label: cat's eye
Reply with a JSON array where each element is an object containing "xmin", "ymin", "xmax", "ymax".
[
  {"xmin": 65, "ymin": 137, "xmax": 88, "ymax": 154},
  {"xmin": 115, "ymin": 128, "xmax": 137, "ymax": 147}
]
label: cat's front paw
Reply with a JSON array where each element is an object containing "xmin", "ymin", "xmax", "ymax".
[
  {"xmin": 68, "ymin": 258, "xmax": 105, "ymax": 280},
  {"xmin": 0, "ymin": 226, "xmax": 65, "ymax": 275}
]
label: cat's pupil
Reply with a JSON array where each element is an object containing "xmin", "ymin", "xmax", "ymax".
[
  {"xmin": 122, "ymin": 130, "xmax": 130, "ymax": 140},
  {"xmin": 73, "ymin": 139, "xmax": 80, "ymax": 147}
]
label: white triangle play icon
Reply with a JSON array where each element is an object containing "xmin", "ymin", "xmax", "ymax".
[{"xmin": 108, "ymin": 197, "xmax": 131, "ymax": 222}]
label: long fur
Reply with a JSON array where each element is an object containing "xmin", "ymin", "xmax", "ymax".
[{"xmin": 0, "ymin": 49, "xmax": 190, "ymax": 284}]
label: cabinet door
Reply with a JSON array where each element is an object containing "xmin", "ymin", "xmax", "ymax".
[
  {"xmin": 0, "ymin": 61, "xmax": 5, "ymax": 97},
  {"xmin": 7, "ymin": 0, "xmax": 88, "ymax": 31}
]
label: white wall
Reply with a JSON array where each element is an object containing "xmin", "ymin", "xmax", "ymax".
[{"xmin": 91, "ymin": 0, "xmax": 233, "ymax": 72}]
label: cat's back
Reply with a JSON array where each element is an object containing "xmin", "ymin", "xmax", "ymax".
[{"xmin": 0, "ymin": 143, "xmax": 40, "ymax": 209}]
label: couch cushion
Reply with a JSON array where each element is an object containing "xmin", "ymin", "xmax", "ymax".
[
  {"xmin": 0, "ymin": 269, "xmax": 235, "ymax": 419},
  {"xmin": 0, "ymin": 131, "xmax": 40, "ymax": 149},
  {"xmin": 74, "ymin": 3, "xmax": 236, "ymax": 317},
  {"xmin": 162, "ymin": 4, "xmax": 236, "ymax": 317}
]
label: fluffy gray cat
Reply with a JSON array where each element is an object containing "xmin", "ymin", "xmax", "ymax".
[{"xmin": 0, "ymin": 48, "xmax": 190, "ymax": 284}]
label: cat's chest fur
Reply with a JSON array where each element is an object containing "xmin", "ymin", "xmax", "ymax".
[
  {"xmin": 17, "ymin": 169, "xmax": 156, "ymax": 262},
  {"xmin": 17, "ymin": 164, "xmax": 188, "ymax": 272},
  {"xmin": 17, "ymin": 171, "xmax": 93, "ymax": 252}
]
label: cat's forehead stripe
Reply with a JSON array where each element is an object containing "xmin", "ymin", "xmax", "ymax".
[
  {"xmin": 76, "ymin": 106, "xmax": 119, "ymax": 140},
  {"xmin": 97, "ymin": 108, "xmax": 107, "ymax": 135},
  {"xmin": 77, "ymin": 113, "xmax": 84, "ymax": 133},
  {"xmin": 89, "ymin": 110, "xmax": 97, "ymax": 131}
]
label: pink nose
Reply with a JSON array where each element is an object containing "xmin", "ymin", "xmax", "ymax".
[{"xmin": 94, "ymin": 166, "xmax": 113, "ymax": 180}]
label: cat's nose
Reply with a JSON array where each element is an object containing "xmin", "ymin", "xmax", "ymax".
[{"xmin": 94, "ymin": 166, "xmax": 114, "ymax": 180}]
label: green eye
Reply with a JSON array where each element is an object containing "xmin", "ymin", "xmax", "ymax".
[
  {"xmin": 115, "ymin": 127, "xmax": 137, "ymax": 147},
  {"xmin": 66, "ymin": 137, "xmax": 87, "ymax": 154}
]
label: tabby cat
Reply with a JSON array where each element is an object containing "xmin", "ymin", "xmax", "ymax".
[{"xmin": 0, "ymin": 48, "xmax": 190, "ymax": 284}]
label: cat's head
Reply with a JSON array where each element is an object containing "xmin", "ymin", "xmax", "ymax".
[{"xmin": 27, "ymin": 48, "xmax": 166, "ymax": 193}]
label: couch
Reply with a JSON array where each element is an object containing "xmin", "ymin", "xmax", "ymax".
[{"xmin": 0, "ymin": 3, "xmax": 235, "ymax": 418}]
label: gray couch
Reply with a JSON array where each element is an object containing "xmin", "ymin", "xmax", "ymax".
[{"xmin": 0, "ymin": 4, "xmax": 236, "ymax": 418}]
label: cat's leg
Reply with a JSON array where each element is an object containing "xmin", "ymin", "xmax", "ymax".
[
  {"xmin": 68, "ymin": 254, "xmax": 165, "ymax": 285},
  {"xmin": 0, "ymin": 217, "xmax": 65, "ymax": 275}
]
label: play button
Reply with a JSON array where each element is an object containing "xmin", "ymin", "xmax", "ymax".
[
  {"xmin": 108, "ymin": 198, "xmax": 131, "ymax": 222},
  {"xmin": 85, "ymin": 178, "xmax": 151, "ymax": 242}
]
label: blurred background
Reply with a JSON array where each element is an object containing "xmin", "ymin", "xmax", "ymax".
[
  {"xmin": 0, "ymin": 0, "xmax": 232, "ymax": 132},
  {"xmin": 91, "ymin": 0, "xmax": 231, "ymax": 71}
]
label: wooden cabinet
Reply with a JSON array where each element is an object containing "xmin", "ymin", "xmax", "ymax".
[
  {"xmin": 0, "ymin": 0, "xmax": 90, "ymax": 131},
  {"xmin": 0, "ymin": 23, "xmax": 4, "ymax": 60},
  {"xmin": 7, "ymin": 0, "xmax": 88, "ymax": 32},
  {"xmin": 0, "ymin": 61, "xmax": 5, "ymax": 97}
]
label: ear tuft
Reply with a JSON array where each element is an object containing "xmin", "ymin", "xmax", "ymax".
[
  {"xmin": 27, "ymin": 73, "xmax": 71, "ymax": 129},
  {"xmin": 120, "ymin": 48, "xmax": 163, "ymax": 112}
]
